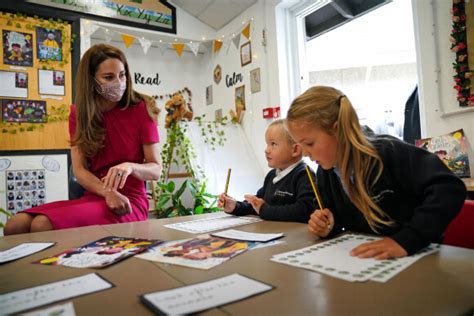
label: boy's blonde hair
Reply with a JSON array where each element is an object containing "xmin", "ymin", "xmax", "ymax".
[
  {"xmin": 269, "ymin": 119, "xmax": 295, "ymax": 144},
  {"xmin": 287, "ymin": 86, "xmax": 392, "ymax": 231}
]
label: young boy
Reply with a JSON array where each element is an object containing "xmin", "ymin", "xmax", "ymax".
[{"xmin": 218, "ymin": 119, "xmax": 316, "ymax": 223}]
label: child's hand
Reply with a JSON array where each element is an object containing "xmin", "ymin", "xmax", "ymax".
[
  {"xmin": 350, "ymin": 237, "xmax": 408, "ymax": 259},
  {"xmin": 308, "ymin": 208, "xmax": 334, "ymax": 237},
  {"xmin": 218, "ymin": 193, "xmax": 236, "ymax": 213},
  {"xmin": 244, "ymin": 194, "xmax": 265, "ymax": 214}
]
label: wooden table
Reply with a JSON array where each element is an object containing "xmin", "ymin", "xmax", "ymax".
[
  {"xmin": 463, "ymin": 177, "xmax": 474, "ymax": 199},
  {"xmin": 1, "ymin": 213, "xmax": 474, "ymax": 315}
]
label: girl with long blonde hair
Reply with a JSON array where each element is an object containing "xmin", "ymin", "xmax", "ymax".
[{"xmin": 286, "ymin": 86, "xmax": 466, "ymax": 258}]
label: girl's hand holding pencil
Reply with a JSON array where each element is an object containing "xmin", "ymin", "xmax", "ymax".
[
  {"xmin": 308, "ymin": 208, "xmax": 334, "ymax": 237},
  {"xmin": 218, "ymin": 193, "xmax": 236, "ymax": 213}
]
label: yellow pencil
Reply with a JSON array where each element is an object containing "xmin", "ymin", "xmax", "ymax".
[
  {"xmin": 305, "ymin": 165, "xmax": 324, "ymax": 210},
  {"xmin": 223, "ymin": 168, "xmax": 232, "ymax": 207}
]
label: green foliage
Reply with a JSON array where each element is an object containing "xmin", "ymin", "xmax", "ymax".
[
  {"xmin": 0, "ymin": 207, "xmax": 13, "ymax": 229},
  {"xmin": 152, "ymin": 180, "xmax": 220, "ymax": 218}
]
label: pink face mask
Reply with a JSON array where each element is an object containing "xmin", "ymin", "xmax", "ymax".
[{"xmin": 95, "ymin": 79, "xmax": 126, "ymax": 102}]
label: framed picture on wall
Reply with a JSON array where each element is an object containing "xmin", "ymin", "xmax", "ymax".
[
  {"xmin": 36, "ymin": 27, "xmax": 63, "ymax": 61},
  {"xmin": 2, "ymin": 30, "xmax": 33, "ymax": 67},
  {"xmin": 2, "ymin": 99, "xmax": 47, "ymax": 123},
  {"xmin": 0, "ymin": 71, "xmax": 28, "ymax": 98},
  {"xmin": 250, "ymin": 68, "xmax": 261, "ymax": 94},
  {"xmin": 38, "ymin": 69, "xmax": 65, "ymax": 96},
  {"xmin": 0, "ymin": 149, "xmax": 70, "ymax": 215},
  {"xmin": 215, "ymin": 109, "xmax": 223, "ymax": 121},
  {"xmin": 214, "ymin": 64, "xmax": 222, "ymax": 85},
  {"xmin": 235, "ymin": 85, "xmax": 246, "ymax": 111},
  {"xmin": 240, "ymin": 41, "xmax": 252, "ymax": 67},
  {"xmin": 206, "ymin": 85, "xmax": 213, "ymax": 105}
]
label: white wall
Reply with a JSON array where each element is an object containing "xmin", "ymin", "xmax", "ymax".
[{"xmin": 412, "ymin": 0, "xmax": 474, "ymax": 168}]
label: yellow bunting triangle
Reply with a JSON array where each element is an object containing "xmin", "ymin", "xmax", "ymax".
[
  {"xmin": 242, "ymin": 23, "xmax": 251, "ymax": 39},
  {"xmin": 173, "ymin": 43, "xmax": 185, "ymax": 57},
  {"xmin": 121, "ymin": 34, "xmax": 136, "ymax": 48},
  {"xmin": 213, "ymin": 40, "xmax": 223, "ymax": 53}
]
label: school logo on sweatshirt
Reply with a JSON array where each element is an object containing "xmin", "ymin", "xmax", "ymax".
[{"xmin": 274, "ymin": 190, "xmax": 293, "ymax": 198}]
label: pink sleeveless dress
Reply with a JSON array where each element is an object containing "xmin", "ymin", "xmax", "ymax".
[{"xmin": 22, "ymin": 101, "xmax": 159, "ymax": 229}]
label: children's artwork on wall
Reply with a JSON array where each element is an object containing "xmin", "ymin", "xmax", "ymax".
[
  {"xmin": 2, "ymin": 30, "xmax": 33, "ymax": 67},
  {"xmin": 206, "ymin": 85, "xmax": 213, "ymax": 105},
  {"xmin": 215, "ymin": 109, "xmax": 223, "ymax": 121},
  {"xmin": 0, "ymin": 150, "xmax": 69, "ymax": 215},
  {"xmin": 250, "ymin": 68, "xmax": 261, "ymax": 94},
  {"xmin": 240, "ymin": 41, "xmax": 252, "ymax": 67},
  {"xmin": 0, "ymin": 71, "xmax": 28, "ymax": 98},
  {"xmin": 36, "ymin": 27, "xmax": 62, "ymax": 61},
  {"xmin": 38, "ymin": 70, "xmax": 65, "ymax": 96},
  {"xmin": 235, "ymin": 85, "xmax": 246, "ymax": 111},
  {"xmin": 213, "ymin": 64, "xmax": 222, "ymax": 85},
  {"xmin": 2, "ymin": 99, "xmax": 47, "ymax": 123}
]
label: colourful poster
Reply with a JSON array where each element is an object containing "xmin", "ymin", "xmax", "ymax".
[
  {"xmin": 2, "ymin": 30, "xmax": 33, "ymax": 67},
  {"xmin": 35, "ymin": 27, "xmax": 62, "ymax": 61}
]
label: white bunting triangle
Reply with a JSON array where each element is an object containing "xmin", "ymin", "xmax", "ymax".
[
  {"xmin": 138, "ymin": 37, "xmax": 152, "ymax": 54},
  {"xmin": 104, "ymin": 29, "xmax": 113, "ymax": 43},
  {"xmin": 232, "ymin": 34, "xmax": 241, "ymax": 49},
  {"xmin": 187, "ymin": 42, "xmax": 200, "ymax": 56}
]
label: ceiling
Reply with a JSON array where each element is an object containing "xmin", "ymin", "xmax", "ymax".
[{"xmin": 171, "ymin": 0, "xmax": 258, "ymax": 30}]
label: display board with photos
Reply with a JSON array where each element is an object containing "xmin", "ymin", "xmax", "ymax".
[{"xmin": 0, "ymin": 11, "xmax": 73, "ymax": 150}]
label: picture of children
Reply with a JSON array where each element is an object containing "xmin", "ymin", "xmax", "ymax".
[
  {"xmin": 5, "ymin": 169, "xmax": 46, "ymax": 214},
  {"xmin": 2, "ymin": 99, "xmax": 47, "ymax": 123},
  {"xmin": 2, "ymin": 30, "xmax": 33, "ymax": 67},
  {"xmin": 53, "ymin": 71, "xmax": 65, "ymax": 86},
  {"xmin": 15, "ymin": 72, "xmax": 28, "ymax": 89},
  {"xmin": 36, "ymin": 27, "xmax": 62, "ymax": 61}
]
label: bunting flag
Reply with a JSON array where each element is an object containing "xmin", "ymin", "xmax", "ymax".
[
  {"xmin": 187, "ymin": 42, "xmax": 200, "ymax": 56},
  {"xmin": 173, "ymin": 43, "xmax": 185, "ymax": 57},
  {"xmin": 213, "ymin": 40, "xmax": 223, "ymax": 53},
  {"xmin": 138, "ymin": 37, "xmax": 152, "ymax": 54},
  {"xmin": 104, "ymin": 29, "xmax": 113, "ymax": 43},
  {"xmin": 242, "ymin": 22, "xmax": 251, "ymax": 39},
  {"xmin": 232, "ymin": 34, "xmax": 241, "ymax": 49},
  {"xmin": 121, "ymin": 34, "xmax": 136, "ymax": 48},
  {"xmin": 202, "ymin": 41, "xmax": 213, "ymax": 53}
]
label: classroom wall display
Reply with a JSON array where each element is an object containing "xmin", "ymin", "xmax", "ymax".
[
  {"xmin": 206, "ymin": 85, "xmax": 213, "ymax": 105},
  {"xmin": 240, "ymin": 41, "xmax": 252, "ymax": 67},
  {"xmin": 0, "ymin": 70, "xmax": 28, "ymax": 98},
  {"xmin": 36, "ymin": 27, "xmax": 62, "ymax": 61},
  {"xmin": 250, "ymin": 68, "xmax": 261, "ymax": 94},
  {"xmin": 0, "ymin": 11, "xmax": 73, "ymax": 150},
  {"xmin": 27, "ymin": 0, "xmax": 177, "ymax": 34},
  {"xmin": 235, "ymin": 85, "xmax": 246, "ymax": 111},
  {"xmin": 38, "ymin": 69, "xmax": 65, "ymax": 96},
  {"xmin": 0, "ymin": 150, "xmax": 70, "ymax": 215},
  {"xmin": 2, "ymin": 30, "xmax": 33, "ymax": 67},
  {"xmin": 2, "ymin": 99, "xmax": 47, "ymax": 123}
]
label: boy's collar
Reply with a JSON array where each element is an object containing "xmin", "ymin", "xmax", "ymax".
[{"xmin": 274, "ymin": 160, "xmax": 302, "ymax": 183}]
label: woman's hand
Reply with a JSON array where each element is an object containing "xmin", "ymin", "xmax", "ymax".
[
  {"xmin": 218, "ymin": 193, "xmax": 237, "ymax": 213},
  {"xmin": 244, "ymin": 194, "xmax": 265, "ymax": 214},
  {"xmin": 104, "ymin": 190, "xmax": 132, "ymax": 215},
  {"xmin": 308, "ymin": 208, "xmax": 334, "ymax": 237},
  {"xmin": 350, "ymin": 237, "xmax": 408, "ymax": 259},
  {"xmin": 102, "ymin": 162, "xmax": 134, "ymax": 191}
]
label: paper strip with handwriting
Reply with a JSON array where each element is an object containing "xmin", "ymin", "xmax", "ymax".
[
  {"xmin": 0, "ymin": 242, "xmax": 55, "ymax": 264},
  {"xmin": 0, "ymin": 273, "xmax": 112, "ymax": 315},
  {"xmin": 141, "ymin": 273, "xmax": 273, "ymax": 315},
  {"xmin": 136, "ymin": 235, "xmax": 256, "ymax": 270},
  {"xmin": 164, "ymin": 213, "xmax": 262, "ymax": 234},
  {"xmin": 21, "ymin": 302, "xmax": 76, "ymax": 316},
  {"xmin": 211, "ymin": 229, "xmax": 283, "ymax": 242},
  {"xmin": 271, "ymin": 233, "xmax": 439, "ymax": 282},
  {"xmin": 33, "ymin": 236, "xmax": 161, "ymax": 268}
]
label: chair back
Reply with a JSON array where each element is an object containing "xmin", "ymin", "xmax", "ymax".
[{"xmin": 442, "ymin": 200, "xmax": 474, "ymax": 249}]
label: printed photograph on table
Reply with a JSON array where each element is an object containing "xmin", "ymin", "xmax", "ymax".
[
  {"xmin": 240, "ymin": 41, "xmax": 252, "ymax": 67},
  {"xmin": 0, "ymin": 150, "xmax": 70, "ymax": 215},
  {"xmin": 0, "ymin": 71, "xmax": 28, "ymax": 98},
  {"xmin": 35, "ymin": 27, "xmax": 62, "ymax": 61},
  {"xmin": 250, "ymin": 68, "xmax": 261, "ymax": 94},
  {"xmin": 33, "ymin": 236, "xmax": 162, "ymax": 268},
  {"xmin": 2, "ymin": 30, "xmax": 33, "ymax": 67},
  {"xmin": 235, "ymin": 85, "xmax": 246, "ymax": 111},
  {"xmin": 38, "ymin": 70, "xmax": 65, "ymax": 96},
  {"xmin": 206, "ymin": 85, "xmax": 213, "ymax": 105},
  {"xmin": 2, "ymin": 99, "xmax": 47, "ymax": 123},
  {"xmin": 136, "ymin": 235, "xmax": 256, "ymax": 270}
]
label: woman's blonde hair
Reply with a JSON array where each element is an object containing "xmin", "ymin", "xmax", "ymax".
[
  {"xmin": 71, "ymin": 44, "xmax": 159, "ymax": 157},
  {"xmin": 287, "ymin": 86, "xmax": 392, "ymax": 231}
]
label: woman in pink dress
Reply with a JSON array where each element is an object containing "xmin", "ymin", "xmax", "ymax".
[{"xmin": 4, "ymin": 44, "xmax": 162, "ymax": 235}]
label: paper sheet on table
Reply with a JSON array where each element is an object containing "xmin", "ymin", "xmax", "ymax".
[
  {"xmin": 164, "ymin": 213, "xmax": 262, "ymax": 234},
  {"xmin": 211, "ymin": 229, "xmax": 283, "ymax": 242},
  {"xmin": 22, "ymin": 302, "xmax": 76, "ymax": 316},
  {"xmin": 0, "ymin": 242, "xmax": 55, "ymax": 264}
]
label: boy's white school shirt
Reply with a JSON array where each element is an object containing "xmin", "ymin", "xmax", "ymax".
[{"xmin": 273, "ymin": 161, "xmax": 302, "ymax": 184}]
